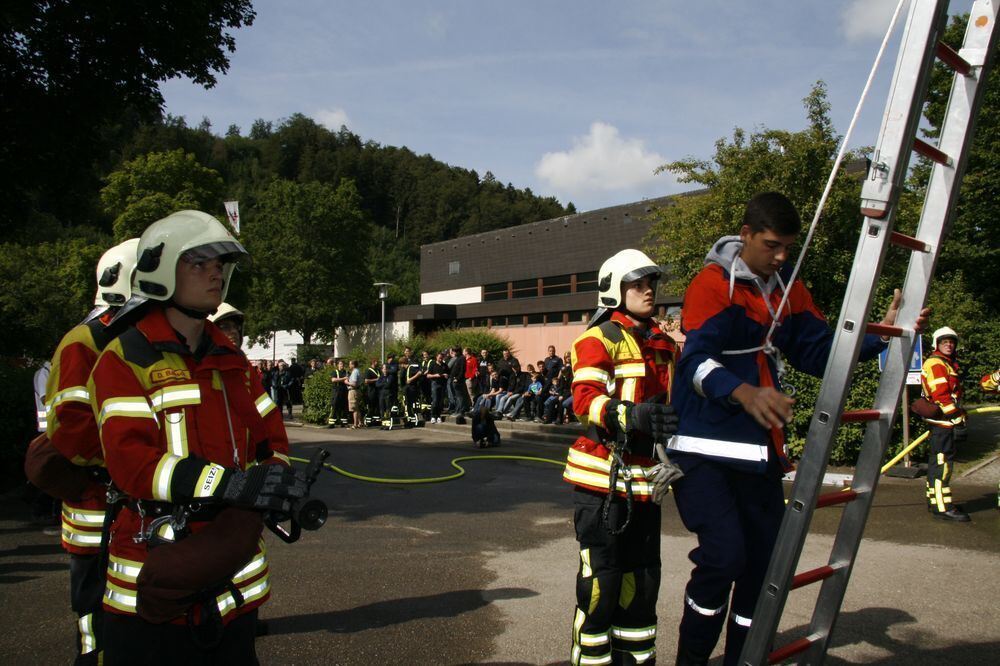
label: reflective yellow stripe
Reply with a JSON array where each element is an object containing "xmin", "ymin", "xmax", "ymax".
[
  {"xmin": 256, "ymin": 393, "xmax": 277, "ymax": 417},
  {"xmin": 621, "ymin": 377, "xmax": 637, "ymax": 403},
  {"xmin": 79, "ymin": 613, "xmax": 96, "ymax": 654},
  {"xmin": 573, "ymin": 367, "xmax": 611, "ymax": 384},
  {"xmin": 580, "ymin": 548, "xmax": 593, "ymax": 578},
  {"xmin": 193, "ymin": 463, "xmax": 227, "ymax": 498},
  {"xmin": 588, "ymin": 395, "xmax": 610, "ymax": 427},
  {"xmin": 233, "ymin": 552, "xmax": 268, "ymax": 583},
  {"xmin": 580, "ymin": 631, "xmax": 610, "ymax": 647},
  {"xmin": 217, "ymin": 573, "xmax": 269, "ymax": 617},
  {"xmin": 563, "ymin": 465, "xmax": 653, "ymax": 495},
  {"xmin": 99, "ymin": 397, "xmax": 156, "ymax": 428},
  {"xmin": 62, "ymin": 506, "xmax": 106, "ymax": 525},
  {"xmin": 151, "ymin": 453, "xmax": 182, "ymax": 501},
  {"xmin": 49, "ymin": 386, "xmax": 91, "ymax": 408},
  {"xmin": 940, "ymin": 403, "xmax": 957, "ymax": 414},
  {"xmin": 271, "ymin": 452, "xmax": 290, "ymax": 465},
  {"xmin": 61, "ymin": 525, "xmax": 103, "ymax": 546},
  {"xmin": 566, "ymin": 448, "xmax": 655, "ymax": 480},
  {"xmin": 164, "ymin": 409, "xmax": 189, "ymax": 457},
  {"xmin": 149, "ymin": 384, "xmax": 201, "ymax": 412},
  {"xmin": 614, "ymin": 362, "xmax": 646, "ymax": 378},
  {"xmin": 109, "ymin": 555, "xmax": 142, "ymax": 583},
  {"xmin": 104, "ymin": 581, "xmax": 137, "ymax": 612},
  {"xmin": 927, "ymin": 377, "xmax": 949, "ymax": 386},
  {"xmin": 611, "ymin": 625, "xmax": 657, "ymax": 641}
]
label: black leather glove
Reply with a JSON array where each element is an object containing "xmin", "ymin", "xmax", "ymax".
[
  {"xmin": 604, "ymin": 399, "xmax": 678, "ymax": 441},
  {"xmin": 219, "ymin": 464, "xmax": 308, "ymax": 513}
]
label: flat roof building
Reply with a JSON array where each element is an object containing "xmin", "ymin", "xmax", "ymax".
[{"xmin": 387, "ymin": 194, "xmax": 686, "ymax": 362}]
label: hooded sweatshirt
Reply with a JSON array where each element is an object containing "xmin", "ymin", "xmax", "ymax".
[{"xmin": 669, "ymin": 236, "xmax": 885, "ymax": 474}]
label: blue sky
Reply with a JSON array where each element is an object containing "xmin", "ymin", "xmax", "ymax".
[{"xmin": 162, "ymin": 1, "xmax": 965, "ymax": 212}]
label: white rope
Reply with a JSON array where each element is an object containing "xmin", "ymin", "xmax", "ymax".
[{"xmin": 762, "ymin": 0, "xmax": 908, "ymax": 348}]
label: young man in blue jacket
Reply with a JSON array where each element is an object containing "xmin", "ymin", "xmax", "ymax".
[{"xmin": 669, "ymin": 192, "xmax": 926, "ymax": 665}]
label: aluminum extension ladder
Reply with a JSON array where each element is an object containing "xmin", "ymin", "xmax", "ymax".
[{"xmin": 740, "ymin": 2, "xmax": 999, "ymax": 664}]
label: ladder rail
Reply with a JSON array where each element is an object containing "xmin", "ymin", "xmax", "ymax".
[
  {"xmin": 738, "ymin": 3, "xmax": 952, "ymax": 663},
  {"xmin": 804, "ymin": 2, "xmax": 1000, "ymax": 662}
]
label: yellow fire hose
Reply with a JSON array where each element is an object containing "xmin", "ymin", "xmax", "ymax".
[
  {"xmin": 288, "ymin": 453, "xmax": 564, "ymax": 484},
  {"xmin": 290, "ymin": 406, "xmax": 999, "ymax": 487}
]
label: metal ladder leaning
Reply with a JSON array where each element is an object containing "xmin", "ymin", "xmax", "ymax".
[{"xmin": 740, "ymin": 2, "xmax": 1000, "ymax": 664}]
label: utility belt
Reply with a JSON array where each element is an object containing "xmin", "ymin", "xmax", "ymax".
[{"xmin": 126, "ymin": 498, "xmax": 227, "ymax": 548}]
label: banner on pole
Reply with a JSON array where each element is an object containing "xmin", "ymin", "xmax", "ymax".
[{"xmin": 224, "ymin": 200, "xmax": 240, "ymax": 234}]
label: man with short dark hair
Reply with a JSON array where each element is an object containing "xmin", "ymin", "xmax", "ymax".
[
  {"xmin": 669, "ymin": 192, "xmax": 926, "ymax": 664},
  {"xmin": 543, "ymin": 345, "xmax": 563, "ymax": 380},
  {"xmin": 449, "ymin": 347, "xmax": 470, "ymax": 423}
]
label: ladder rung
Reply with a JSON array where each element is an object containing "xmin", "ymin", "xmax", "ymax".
[
  {"xmin": 841, "ymin": 409, "xmax": 882, "ymax": 423},
  {"xmin": 889, "ymin": 231, "xmax": 931, "ymax": 252},
  {"xmin": 769, "ymin": 636, "xmax": 819, "ymax": 664},
  {"xmin": 791, "ymin": 563, "xmax": 843, "ymax": 590},
  {"xmin": 816, "ymin": 489, "xmax": 859, "ymax": 509},
  {"xmin": 866, "ymin": 322, "xmax": 904, "ymax": 338},
  {"xmin": 935, "ymin": 41, "xmax": 972, "ymax": 76},
  {"xmin": 913, "ymin": 138, "xmax": 953, "ymax": 166}
]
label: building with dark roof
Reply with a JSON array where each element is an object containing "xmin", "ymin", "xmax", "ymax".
[{"xmin": 384, "ymin": 194, "xmax": 686, "ymax": 362}]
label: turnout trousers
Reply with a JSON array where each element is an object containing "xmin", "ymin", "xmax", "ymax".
[
  {"xmin": 571, "ymin": 488, "xmax": 661, "ymax": 666},
  {"xmin": 671, "ymin": 457, "xmax": 785, "ymax": 666},
  {"xmin": 926, "ymin": 425, "xmax": 957, "ymax": 513},
  {"xmin": 69, "ymin": 553, "xmax": 105, "ymax": 665},
  {"xmin": 103, "ymin": 608, "xmax": 258, "ymax": 665}
]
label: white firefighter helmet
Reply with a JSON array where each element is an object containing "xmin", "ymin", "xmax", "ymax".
[
  {"xmin": 94, "ymin": 238, "xmax": 140, "ymax": 307},
  {"xmin": 596, "ymin": 249, "xmax": 662, "ymax": 309},
  {"xmin": 132, "ymin": 210, "xmax": 247, "ymax": 303},
  {"xmin": 932, "ymin": 326, "xmax": 959, "ymax": 349},
  {"xmin": 208, "ymin": 302, "xmax": 245, "ymax": 325}
]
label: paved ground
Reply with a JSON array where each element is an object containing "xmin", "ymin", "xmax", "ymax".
[{"xmin": 1, "ymin": 424, "xmax": 997, "ymax": 665}]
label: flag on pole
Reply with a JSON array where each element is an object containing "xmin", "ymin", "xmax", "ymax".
[{"xmin": 224, "ymin": 200, "xmax": 240, "ymax": 234}]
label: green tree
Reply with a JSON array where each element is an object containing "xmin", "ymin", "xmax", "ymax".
[
  {"xmin": 243, "ymin": 179, "xmax": 372, "ymax": 345},
  {"xmin": 647, "ymin": 82, "xmax": 879, "ymax": 316},
  {"xmin": 101, "ymin": 149, "xmax": 226, "ymax": 240},
  {"xmin": 0, "ymin": 1, "xmax": 255, "ymax": 233},
  {"xmin": 0, "ymin": 236, "xmax": 107, "ymax": 359}
]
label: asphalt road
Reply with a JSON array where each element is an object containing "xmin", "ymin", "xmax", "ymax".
[{"xmin": 1, "ymin": 424, "xmax": 997, "ymax": 665}]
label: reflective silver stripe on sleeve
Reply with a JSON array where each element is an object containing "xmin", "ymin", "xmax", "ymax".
[
  {"xmin": 731, "ymin": 613, "xmax": 752, "ymax": 627},
  {"xmin": 693, "ymin": 359, "xmax": 724, "ymax": 397}
]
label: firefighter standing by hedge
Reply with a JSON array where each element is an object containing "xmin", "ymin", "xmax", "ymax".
[
  {"xmin": 563, "ymin": 249, "xmax": 681, "ymax": 666},
  {"xmin": 88, "ymin": 210, "xmax": 305, "ymax": 663},
  {"xmin": 920, "ymin": 327, "xmax": 970, "ymax": 522},
  {"xmin": 980, "ymin": 366, "xmax": 1000, "ymax": 509},
  {"xmin": 36, "ymin": 238, "xmax": 138, "ymax": 664}
]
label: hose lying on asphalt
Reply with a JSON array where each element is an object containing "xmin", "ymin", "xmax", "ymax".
[{"xmin": 288, "ymin": 454, "xmax": 564, "ymax": 484}]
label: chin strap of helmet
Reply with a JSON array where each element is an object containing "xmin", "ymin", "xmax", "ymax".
[{"xmin": 168, "ymin": 300, "xmax": 214, "ymax": 320}]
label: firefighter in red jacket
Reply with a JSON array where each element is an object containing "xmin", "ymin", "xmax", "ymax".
[
  {"xmin": 43, "ymin": 238, "xmax": 138, "ymax": 665},
  {"xmin": 920, "ymin": 327, "xmax": 970, "ymax": 521},
  {"xmin": 563, "ymin": 249, "xmax": 682, "ymax": 666},
  {"xmin": 89, "ymin": 210, "xmax": 306, "ymax": 663}
]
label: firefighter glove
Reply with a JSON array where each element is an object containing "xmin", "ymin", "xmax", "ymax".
[
  {"xmin": 648, "ymin": 443, "xmax": 684, "ymax": 504},
  {"xmin": 219, "ymin": 464, "xmax": 308, "ymax": 513},
  {"xmin": 604, "ymin": 400, "xmax": 678, "ymax": 441}
]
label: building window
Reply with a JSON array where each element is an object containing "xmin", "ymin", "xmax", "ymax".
[
  {"xmin": 570, "ymin": 310, "xmax": 591, "ymax": 323},
  {"xmin": 542, "ymin": 274, "xmax": 572, "ymax": 296},
  {"xmin": 448, "ymin": 261, "xmax": 460, "ymax": 275},
  {"xmin": 576, "ymin": 271, "xmax": 599, "ymax": 292},
  {"xmin": 511, "ymin": 278, "xmax": 538, "ymax": 299},
  {"xmin": 526, "ymin": 313, "xmax": 544, "ymax": 325},
  {"xmin": 483, "ymin": 282, "xmax": 508, "ymax": 302}
]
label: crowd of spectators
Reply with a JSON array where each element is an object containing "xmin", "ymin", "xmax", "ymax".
[{"xmin": 250, "ymin": 345, "xmax": 577, "ymax": 428}]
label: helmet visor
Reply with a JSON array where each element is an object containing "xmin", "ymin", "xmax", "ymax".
[
  {"xmin": 621, "ymin": 264, "xmax": 662, "ymax": 284},
  {"xmin": 181, "ymin": 240, "xmax": 249, "ymax": 266}
]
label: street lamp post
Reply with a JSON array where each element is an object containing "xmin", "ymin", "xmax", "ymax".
[{"xmin": 373, "ymin": 282, "xmax": 393, "ymax": 363}]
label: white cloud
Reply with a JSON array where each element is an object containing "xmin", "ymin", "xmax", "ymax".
[
  {"xmin": 534, "ymin": 122, "xmax": 666, "ymax": 195},
  {"xmin": 841, "ymin": 0, "xmax": 908, "ymax": 42},
  {"xmin": 315, "ymin": 107, "xmax": 351, "ymax": 130}
]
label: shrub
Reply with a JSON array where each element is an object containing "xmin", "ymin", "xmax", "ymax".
[{"xmin": 301, "ymin": 366, "xmax": 335, "ymax": 425}]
